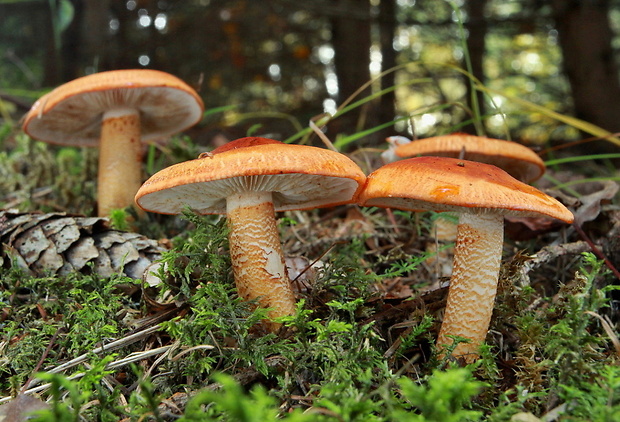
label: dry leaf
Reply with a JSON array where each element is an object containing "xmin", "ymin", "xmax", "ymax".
[{"xmin": 572, "ymin": 180, "xmax": 619, "ymax": 226}]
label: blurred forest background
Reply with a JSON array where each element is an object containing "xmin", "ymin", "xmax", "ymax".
[{"xmin": 2, "ymin": 0, "xmax": 620, "ymax": 154}]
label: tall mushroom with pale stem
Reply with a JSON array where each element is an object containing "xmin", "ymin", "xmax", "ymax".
[
  {"xmin": 23, "ymin": 69, "xmax": 204, "ymax": 217},
  {"xmin": 135, "ymin": 137, "xmax": 366, "ymax": 331},
  {"xmin": 383, "ymin": 133, "xmax": 547, "ymax": 277},
  {"xmin": 358, "ymin": 156, "xmax": 573, "ymax": 362}
]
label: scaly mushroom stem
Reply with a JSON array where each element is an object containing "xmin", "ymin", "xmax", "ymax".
[
  {"xmin": 226, "ymin": 191, "xmax": 296, "ymax": 330},
  {"xmin": 98, "ymin": 108, "xmax": 143, "ymax": 217},
  {"xmin": 436, "ymin": 212, "xmax": 503, "ymax": 363}
]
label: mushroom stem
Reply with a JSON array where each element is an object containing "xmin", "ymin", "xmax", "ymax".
[
  {"xmin": 98, "ymin": 108, "xmax": 143, "ymax": 217},
  {"xmin": 436, "ymin": 212, "xmax": 503, "ymax": 363},
  {"xmin": 226, "ymin": 191, "xmax": 296, "ymax": 330}
]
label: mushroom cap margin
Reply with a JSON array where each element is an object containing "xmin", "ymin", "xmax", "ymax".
[
  {"xmin": 359, "ymin": 156, "xmax": 573, "ymax": 223},
  {"xmin": 135, "ymin": 139, "xmax": 367, "ymax": 215},
  {"xmin": 23, "ymin": 69, "xmax": 204, "ymax": 146}
]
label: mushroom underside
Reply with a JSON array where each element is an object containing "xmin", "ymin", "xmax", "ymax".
[
  {"xmin": 137, "ymin": 174, "xmax": 361, "ymax": 214},
  {"xmin": 25, "ymin": 87, "xmax": 202, "ymax": 146}
]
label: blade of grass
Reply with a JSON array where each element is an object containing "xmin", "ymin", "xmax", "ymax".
[
  {"xmin": 202, "ymin": 104, "xmax": 238, "ymax": 120},
  {"xmin": 334, "ymin": 103, "xmax": 453, "ymax": 149},
  {"xmin": 553, "ymin": 176, "xmax": 620, "ymax": 190},
  {"xmin": 471, "ymin": 79, "xmax": 620, "ymax": 147},
  {"xmin": 227, "ymin": 111, "xmax": 305, "ymax": 135},
  {"xmin": 413, "ymin": 60, "xmax": 620, "ymax": 147},
  {"xmin": 544, "ymin": 153, "xmax": 620, "ymax": 166},
  {"xmin": 449, "ymin": 2, "xmax": 485, "ymax": 136},
  {"xmin": 542, "ymin": 173, "xmax": 580, "ymax": 197},
  {"xmin": 284, "ymin": 76, "xmax": 434, "ymax": 145}
]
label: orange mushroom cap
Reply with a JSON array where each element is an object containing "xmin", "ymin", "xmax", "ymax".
[
  {"xmin": 359, "ymin": 156, "xmax": 573, "ymax": 223},
  {"xmin": 23, "ymin": 69, "xmax": 204, "ymax": 147},
  {"xmin": 393, "ymin": 133, "xmax": 546, "ymax": 183},
  {"xmin": 135, "ymin": 137, "xmax": 367, "ymax": 214}
]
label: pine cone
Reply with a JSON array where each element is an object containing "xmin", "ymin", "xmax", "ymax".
[{"xmin": 0, "ymin": 210, "xmax": 164, "ymax": 279}]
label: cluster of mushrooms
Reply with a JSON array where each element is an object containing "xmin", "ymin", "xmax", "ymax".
[{"xmin": 22, "ymin": 69, "xmax": 574, "ymax": 363}]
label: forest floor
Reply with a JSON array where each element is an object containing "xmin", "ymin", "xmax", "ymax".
[{"xmin": 0, "ymin": 130, "xmax": 619, "ymax": 421}]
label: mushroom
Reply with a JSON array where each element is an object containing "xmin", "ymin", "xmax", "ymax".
[
  {"xmin": 386, "ymin": 133, "xmax": 547, "ymax": 277},
  {"xmin": 135, "ymin": 137, "xmax": 366, "ymax": 330},
  {"xmin": 23, "ymin": 69, "xmax": 204, "ymax": 217},
  {"xmin": 391, "ymin": 133, "xmax": 545, "ymax": 182},
  {"xmin": 358, "ymin": 156, "xmax": 573, "ymax": 362}
]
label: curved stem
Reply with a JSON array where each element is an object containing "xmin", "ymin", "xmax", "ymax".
[
  {"xmin": 436, "ymin": 212, "xmax": 503, "ymax": 363},
  {"xmin": 98, "ymin": 108, "xmax": 143, "ymax": 216},
  {"xmin": 226, "ymin": 191, "xmax": 296, "ymax": 331}
]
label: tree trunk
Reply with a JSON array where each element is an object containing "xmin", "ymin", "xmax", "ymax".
[
  {"xmin": 80, "ymin": 0, "xmax": 111, "ymax": 70},
  {"xmin": 463, "ymin": 0, "xmax": 488, "ymax": 135},
  {"xmin": 378, "ymin": 0, "xmax": 397, "ymax": 139},
  {"xmin": 551, "ymin": 0, "xmax": 620, "ymax": 153},
  {"xmin": 42, "ymin": 1, "xmax": 61, "ymax": 86},
  {"xmin": 109, "ymin": 0, "xmax": 134, "ymax": 69},
  {"xmin": 329, "ymin": 0, "xmax": 373, "ymax": 144},
  {"xmin": 61, "ymin": 0, "xmax": 82, "ymax": 81}
]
